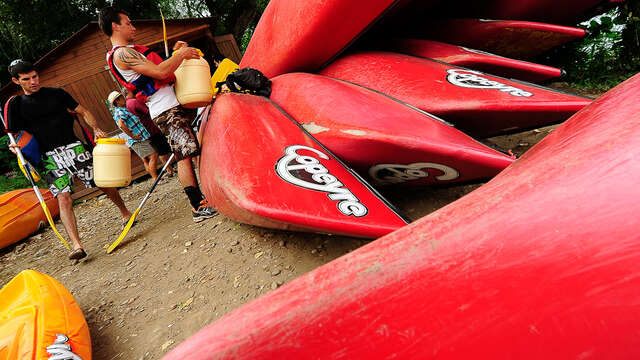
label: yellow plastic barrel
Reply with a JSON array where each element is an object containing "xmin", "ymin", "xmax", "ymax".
[
  {"xmin": 92, "ymin": 138, "xmax": 131, "ymax": 187},
  {"xmin": 174, "ymin": 54, "xmax": 213, "ymax": 108}
]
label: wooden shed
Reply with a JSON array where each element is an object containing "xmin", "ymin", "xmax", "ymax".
[{"xmin": 0, "ymin": 17, "xmax": 242, "ymax": 199}]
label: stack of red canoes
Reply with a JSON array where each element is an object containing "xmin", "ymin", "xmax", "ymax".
[
  {"xmin": 198, "ymin": 0, "xmax": 612, "ymax": 238},
  {"xmin": 178, "ymin": 0, "xmax": 639, "ymax": 358},
  {"xmin": 168, "ymin": 66, "xmax": 640, "ymax": 360}
]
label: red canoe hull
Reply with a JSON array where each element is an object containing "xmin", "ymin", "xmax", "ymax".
[
  {"xmin": 240, "ymin": 0, "xmax": 403, "ymax": 78},
  {"xmin": 198, "ymin": 93, "xmax": 408, "ymax": 238},
  {"xmin": 270, "ymin": 73, "xmax": 514, "ymax": 186},
  {"xmin": 165, "ymin": 73, "xmax": 640, "ymax": 360},
  {"xmin": 383, "ymin": 38, "xmax": 563, "ymax": 83},
  {"xmin": 320, "ymin": 51, "xmax": 592, "ymax": 138},
  {"xmin": 435, "ymin": 0, "xmax": 617, "ymax": 25},
  {"xmin": 419, "ymin": 19, "xmax": 586, "ymax": 59}
]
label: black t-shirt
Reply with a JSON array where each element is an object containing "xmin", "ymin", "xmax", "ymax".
[{"xmin": 8, "ymin": 87, "xmax": 79, "ymax": 152}]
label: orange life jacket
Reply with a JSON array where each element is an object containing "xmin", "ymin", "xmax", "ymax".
[{"xmin": 107, "ymin": 45, "xmax": 175, "ymax": 102}]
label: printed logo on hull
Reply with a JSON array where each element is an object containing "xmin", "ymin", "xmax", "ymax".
[
  {"xmin": 369, "ymin": 162, "xmax": 460, "ymax": 185},
  {"xmin": 276, "ymin": 145, "xmax": 368, "ymax": 217},
  {"xmin": 446, "ymin": 69, "xmax": 533, "ymax": 97}
]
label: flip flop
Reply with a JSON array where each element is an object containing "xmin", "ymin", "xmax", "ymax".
[{"xmin": 69, "ymin": 248, "xmax": 87, "ymax": 260}]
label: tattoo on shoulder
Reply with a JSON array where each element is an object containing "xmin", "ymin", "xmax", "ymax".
[{"xmin": 116, "ymin": 48, "xmax": 146, "ymax": 68}]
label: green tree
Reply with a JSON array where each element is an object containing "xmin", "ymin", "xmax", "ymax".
[{"xmin": 542, "ymin": 1, "xmax": 640, "ymax": 89}]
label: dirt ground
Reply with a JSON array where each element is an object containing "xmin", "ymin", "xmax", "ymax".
[{"xmin": 0, "ymin": 84, "xmax": 601, "ymax": 359}]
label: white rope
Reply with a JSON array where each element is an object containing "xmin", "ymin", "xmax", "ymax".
[{"xmin": 46, "ymin": 334, "xmax": 83, "ymax": 360}]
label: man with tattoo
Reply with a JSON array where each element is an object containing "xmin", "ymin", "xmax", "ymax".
[
  {"xmin": 99, "ymin": 7, "xmax": 216, "ymax": 222},
  {"xmin": 5, "ymin": 60, "xmax": 133, "ymax": 260}
]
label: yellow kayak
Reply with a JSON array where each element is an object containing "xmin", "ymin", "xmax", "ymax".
[
  {"xmin": 0, "ymin": 188, "xmax": 59, "ymax": 249},
  {"xmin": 0, "ymin": 270, "xmax": 91, "ymax": 359}
]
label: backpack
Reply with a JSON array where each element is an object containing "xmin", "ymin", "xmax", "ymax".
[
  {"xmin": 3, "ymin": 96, "xmax": 41, "ymax": 166},
  {"xmin": 223, "ymin": 68, "xmax": 272, "ymax": 97}
]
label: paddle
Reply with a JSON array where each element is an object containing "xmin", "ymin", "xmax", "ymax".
[
  {"xmin": 160, "ymin": 9, "xmax": 169, "ymax": 58},
  {"xmin": 5, "ymin": 132, "xmax": 71, "ymax": 249},
  {"xmin": 107, "ymin": 153, "xmax": 174, "ymax": 253},
  {"xmin": 108, "ymin": 11, "xmax": 178, "ymax": 253}
]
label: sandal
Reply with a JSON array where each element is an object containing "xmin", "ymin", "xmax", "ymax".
[{"xmin": 69, "ymin": 248, "xmax": 87, "ymax": 260}]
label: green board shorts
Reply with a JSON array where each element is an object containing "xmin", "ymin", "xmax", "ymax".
[{"xmin": 41, "ymin": 141, "xmax": 95, "ymax": 197}]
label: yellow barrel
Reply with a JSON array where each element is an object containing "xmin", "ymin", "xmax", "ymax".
[
  {"xmin": 174, "ymin": 56, "xmax": 213, "ymax": 108},
  {"xmin": 92, "ymin": 138, "xmax": 131, "ymax": 187}
]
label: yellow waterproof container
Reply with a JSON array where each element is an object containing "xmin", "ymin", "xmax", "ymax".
[
  {"xmin": 211, "ymin": 58, "xmax": 239, "ymax": 95},
  {"xmin": 174, "ymin": 50, "xmax": 213, "ymax": 108},
  {"xmin": 93, "ymin": 138, "xmax": 131, "ymax": 187}
]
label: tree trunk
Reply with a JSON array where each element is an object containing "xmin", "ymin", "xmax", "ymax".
[{"xmin": 621, "ymin": 0, "xmax": 640, "ymax": 63}]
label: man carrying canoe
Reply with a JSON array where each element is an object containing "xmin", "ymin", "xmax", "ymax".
[
  {"xmin": 5, "ymin": 60, "xmax": 133, "ymax": 261},
  {"xmin": 98, "ymin": 6, "xmax": 216, "ymax": 222}
]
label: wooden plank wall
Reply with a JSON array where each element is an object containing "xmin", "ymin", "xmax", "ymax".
[{"xmin": 214, "ymin": 34, "xmax": 243, "ymax": 63}]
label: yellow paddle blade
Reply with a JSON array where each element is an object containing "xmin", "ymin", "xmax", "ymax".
[
  {"xmin": 107, "ymin": 208, "xmax": 140, "ymax": 253},
  {"xmin": 18, "ymin": 157, "xmax": 41, "ymax": 182},
  {"xmin": 41, "ymin": 200, "xmax": 70, "ymax": 249},
  {"xmin": 160, "ymin": 9, "xmax": 169, "ymax": 57}
]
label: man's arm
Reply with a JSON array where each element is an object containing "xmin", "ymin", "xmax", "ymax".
[
  {"xmin": 117, "ymin": 119, "xmax": 141, "ymax": 140},
  {"xmin": 74, "ymin": 105, "xmax": 108, "ymax": 139},
  {"xmin": 114, "ymin": 46, "xmax": 201, "ymax": 80}
]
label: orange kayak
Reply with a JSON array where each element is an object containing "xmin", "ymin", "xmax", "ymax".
[
  {"xmin": 0, "ymin": 270, "xmax": 91, "ymax": 359},
  {"xmin": 0, "ymin": 188, "xmax": 59, "ymax": 249}
]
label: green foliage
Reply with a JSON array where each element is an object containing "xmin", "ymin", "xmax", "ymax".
[
  {"xmin": 543, "ymin": 3, "xmax": 640, "ymax": 91},
  {"xmin": 0, "ymin": 134, "xmax": 17, "ymax": 174},
  {"xmin": 0, "ymin": 134, "xmax": 47, "ymax": 193},
  {"xmin": 0, "ymin": 173, "xmax": 42, "ymax": 194}
]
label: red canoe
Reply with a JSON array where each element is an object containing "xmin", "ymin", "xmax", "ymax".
[
  {"xmin": 320, "ymin": 51, "xmax": 592, "ymax": 138},
  {"xmin": 164, "ymin": 73, "xmax": 640, "ymax": 360},
  {"xmin": 198, "ymin": 93, "xmax": 408, "ymax": 238},
  {"xmin": 382, "ymin": 38, "xmax": 563, "ymax": 83},
  {"xmin": 270, "ymin": 73, "xmax": 514, "ymax": 186},
  {"xmin": 240, "ymin": 0, "xmax": 404, "ymax": 78},
  {"xmin": 433, "ymin": 0, "xmax": 620, "ymax": 25},
  {"xmin": 418, "ymin": 19, "xmax": 586, "ymax": 59}
]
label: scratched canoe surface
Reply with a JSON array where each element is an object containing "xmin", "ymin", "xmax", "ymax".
[
  {"xmin": 270, "ymin": 72, "xmax": 514, "ymax": 187},
  {"xmin": 165, "ymin": 73, "xmax": 640, "ymax": 360},
  {"xmin": 320, "ymin": 51, "xmax": 592, "ymax": 138},
  {"xmin": 198, "ymin": 93, "xmax": 408, "ymax": 239}
]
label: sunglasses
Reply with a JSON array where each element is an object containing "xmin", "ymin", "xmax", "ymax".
[{"xmin": 8, "ymin": 59, "xmax": 29, "ymax": 73}]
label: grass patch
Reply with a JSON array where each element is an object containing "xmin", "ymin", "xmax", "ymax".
[{"xmin": 0, "ymin": 173, "xmax": 47, "ymax": 194}]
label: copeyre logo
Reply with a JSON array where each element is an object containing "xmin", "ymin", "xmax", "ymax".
[
  {"xmin": 369, "ymin": 162, "xmax": 460, "ymax": 185},
  {"xmin": 446, "ymin": 69, "xmax": 533, "ymax": 97},
  {"xmin": 276, "ymin": 145, "xmax": 368, "ymax": 217}
]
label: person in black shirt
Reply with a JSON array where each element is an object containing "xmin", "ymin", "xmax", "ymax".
[{"xmin": 6, "ymin": 60, "xmax": 133, "ymax": 261}]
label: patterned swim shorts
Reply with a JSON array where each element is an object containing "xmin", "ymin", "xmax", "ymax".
[
  {"xmin": 154, "ymin": 105, "xmax": 200, "ymax": 161},
  {"xmin": 41, "ymin": 141, "xmax": 95, "ymax": 197}
]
